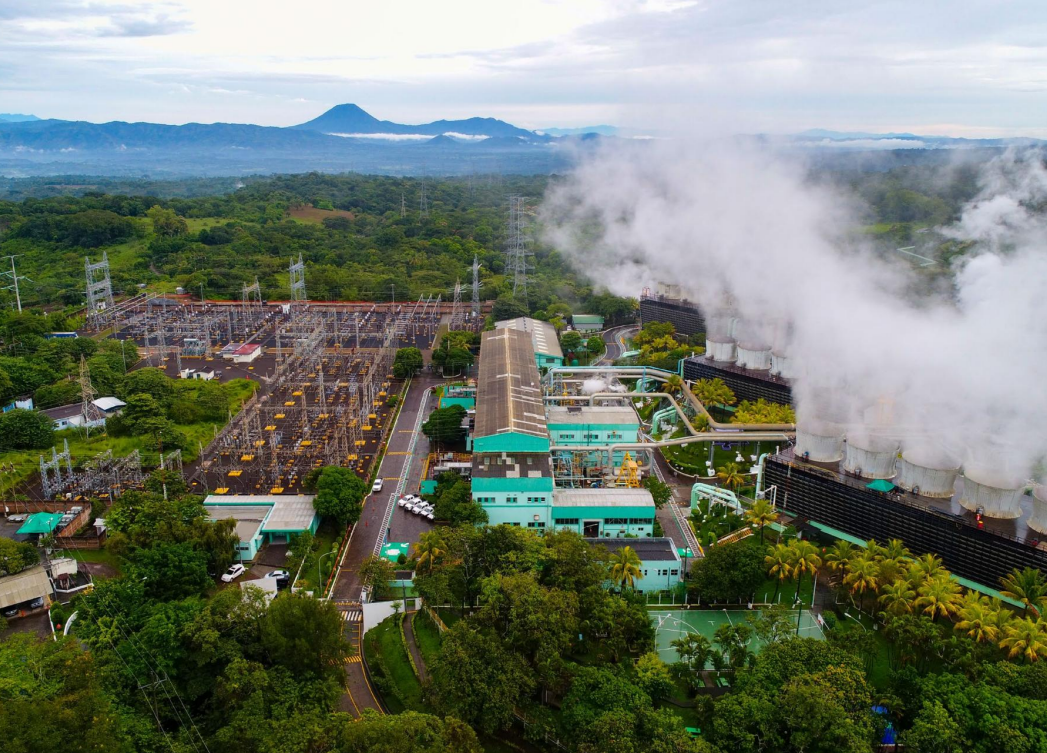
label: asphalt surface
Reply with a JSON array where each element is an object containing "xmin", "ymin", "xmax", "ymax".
[{"xmin": 597, "ymin": 324, "xmax": 637, "ymax": 364}]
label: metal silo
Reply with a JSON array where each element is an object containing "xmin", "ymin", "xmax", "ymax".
[
  {"xmin": 959, "ymin": 469, "xmax": 1025, "ymax": 519},
  {"xmin": 795, "ymin": 419, "xmax": 845, "ymax": 463},
  {"xmin": 843, "ymin": 433, "xmax": 899, "ymax": 479},
  {"xmin": 895, "ymin": 448, "xmax": 961, "ymax": 498},
  {"xmin": 1029, "ymin": 485, "xmax": 1047, "ymax": 535},
  {"xmin": 736, "ymin": 342, "xmax": 772, "ymax": 370}
]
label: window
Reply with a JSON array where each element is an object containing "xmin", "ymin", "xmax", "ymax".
[
  {"xmin": 509, "ymin": 522, "xmax": 520, "ymax": 527},
  {"xmin": 671, "ymin": 570, "xmax": 679, "ymax": 576},
  {"xmin": 605, "ymin": 518, "xmax": 628, "ymax": 525},
  {"xmin": 554, "ymin": 518, "xmax": 579, "ymax": 525},
  {"xmin": 527, "ymin": 522, "xmax": 546, "ymax": 529},
  {"xmin": 628, "ymin": 518, "xmax": 651, "ymax": 525},
  {"xmin": 506, "ymin": 496, "xmax": 518, "ymax": 504}
]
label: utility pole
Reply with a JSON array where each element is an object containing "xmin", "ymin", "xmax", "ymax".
[
  {"xmin": 0, "ymin": 255, "xmax": 26, "ymax": 312},
  {"xmin": 471, "ymin": 254, "xmax": 482, "ymax": 319}
]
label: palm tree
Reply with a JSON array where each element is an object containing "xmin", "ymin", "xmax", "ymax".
[
  {"xmin": 691, "ymin": 378, "xmax": 736, "ymax": 408},
  {"xmin": 1000, "ymin": 617, "xmax": 1047, "ymax": 662},
  {"xmin": 788, "ymin": 539, "xmax": 822, "ymax": 603},
  {"xmin": 745, "ymin": 498, "xmax": 777, "ymax": 542},
  {"xmin": 954, "ymin": 593, "xmax": 1001, "ymax": 644},
  {"xmin": 844, "ymin": 554, "xmax": 879, "ymax": 614},
  {"xmin": 878, "ymin": 579, "xmax": 916, "ymax": 617},
  {"xmin": 608, "ymin": 545, "xmax": 642, "ymax": 591},
  {"xmin": 765, "ymin": 543, "xmax": 793, "ymax": 602},
  {"xmin": 915, "ymin": 575, "xmax": 961, "ymax": 622},
  {"xmin": 670, "ymin": 632, "xmax": 712, "ymax": 673},
  {"xmin": 864, "ymin": 539, "xmax": 886, "ymax": 561},
  {"xmin": 716, "ymin": 462, "xmax": 745, "ymax": 492},
  {"xmin": 1000, "ymin": 567, "xmax": 1047, "ymax": 618},
  {"xmin": 662, "ymin": 374, "xmax": 684, "ymax": 396},
  {"xmin": 882, "ymin": 538, "xmax": 911, "ymax": 561},
  {"xmin": 415, "ymin": 531, "xmax": 445, "ymax": 575},
  {"xmin": 823, "ymin": 541, "xmax": 856, "ymax": 578},
  {"xmin": 909, "ymin": 553, "xmax": 946, "ymax": 584}
]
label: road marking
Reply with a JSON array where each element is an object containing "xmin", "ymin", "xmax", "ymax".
[
  {"xmin": 386, "ymin": 451, "xmax": 410, "ymax": 455},
  {"xmin": 345, "ymin": 654, "xmax": 362, "ymax": 664},
  {"xmin": 342, "ymin": 609, "xmax": 362, "ymax": 622}
]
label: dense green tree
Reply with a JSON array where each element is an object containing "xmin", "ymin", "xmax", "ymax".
[
  {"xmin": 560, "ymin": 330, "xmax": 583, "ymax": 354},
  {"xmin": 0, "ymin": 408, "xmax": 54, "ymax": 450},
  {"xmin": 433, "ymin": 479, "xmax": 487, "ymax": 524},
  {"xmin": 121, "ymin": 366, "xmax": 175, "ymax": 405},
  {"xmin": 147, "ymin": 205, "xmax": 189, "ymax": 237},
  {"xmin": 492, "ymin": 296, "xmax": 528, "ymax": 321},
  {"xmin": 332, "ymin": 710, "xmax": 483, "ymax": 753},
  {"xmin": 0, "ymin": 537, "xmax": 39, "ymax": 575},
  {"xmin": 688, "ymin": 540, "xmax": 766, "ymax": 603},
  {"xmin": 421, "ymin": 404, "xmax": 467, "ymax": 444},
  {"xmin": 430, "ymin": 622, "xmax": 536, "ymax": 734},
  {"xmin": 260, "ymin": 592, "xmax": 353, "ymax": 682},
  {"xmin": 586, "ymin": 334, "xmax": 605, "ymax": 355},
  {"xmin": 641, "ymin": 475, "xmax": 673, "ymax": 508},
  {"xmin": 358, "ymin": 555, "xmax": 395, "ymax": 601},
  {"xmin": 312, "ymin": 465, "xmax": 368, "ymax": 526},
  {"xmin": 392, "ymin": 347, "xmax": 424, "ymax": 378}
]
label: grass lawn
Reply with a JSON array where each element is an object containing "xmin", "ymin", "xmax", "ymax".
[
  {"xmin": 413, "ymin": 610, "xmax": 443, "ymax": 667},
  {"xmin": 363, "ymin": 614, "xmax": 427, "ymax": 713},
  {"xmin": 661, "ymin": 438, "xmax": 771, "ymax": 477},
  {"xmin": 294, "ymin": 519, "xmax": 341, "ymax": 593}
]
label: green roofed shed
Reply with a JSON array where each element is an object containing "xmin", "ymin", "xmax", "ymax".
[
  {"xmin": 17, "ymin": 512, "xmax": 63, "ymax": 536},
  {"xmin": 420, "ymin": 480, "xmax": 437, "ymax": 495},
  {"xmin": 380, "ymin": 542, "xmax": 411, "ymax": 563},
  {"xmin": 866, "ymin": 479, "xmax": 896, "ymax": 492}
]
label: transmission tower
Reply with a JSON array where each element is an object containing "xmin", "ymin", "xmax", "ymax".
[
  {"xmin": 78, "ymin": 355, "xmax": 99, "ymax": 437},
  {"xmin": 85, "ymin": 252, "xmax": 115, "ymax": 323},
  {"xmin": 0, "ymin": 255, "xmax": 28, "ymax": 312},
  {"xmin": 289, "ymin": 253, "xmax": 306, "ymax": 303},
  {"xmin": 400, "ymin": 192, "xmax": 407, "ymax": 218},
  {"xmin": 241, "ymin": 278, "xmax": 261, "ymax": 317},
  {"xmin": 506, "ymin": 195, "xmax": 532, "ymax": 300},
  {"xmin": 419, "ymin": 181, "xmax": 429, "ymax": 219},
  {"xmin": 450, "ymin": 279, "xmax": 464, "ymax": 331},
  {"xmin": 471, "ymin": 255, "xmax": 482, "ymax": 319}
]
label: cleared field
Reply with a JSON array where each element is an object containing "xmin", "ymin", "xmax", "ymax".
[{"xmin": 288, "ymin": 206, "xmax": 355, "ymax": 224}]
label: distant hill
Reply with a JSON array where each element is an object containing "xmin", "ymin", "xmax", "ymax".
[
  {"xmin": 539, "ymin": 125, "xmax": 618, "ymax": 137},
  {"xmin": 0, "ymin": 114, "xmax": 40, "ymax": 123},
  {"xmin": 295, "ymin": 103, "xmax": 537, "ymax": 139}
]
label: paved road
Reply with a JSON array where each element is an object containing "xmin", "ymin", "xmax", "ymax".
[
  {"xmin": 597, "ymin": 324, "xmax": 637, "ymax": 364},
  {"xmin": 650, "ymin": 439, "xmax": 702, "ymax": 570}
]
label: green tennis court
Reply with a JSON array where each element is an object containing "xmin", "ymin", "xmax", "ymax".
[{"xmin": 651, "ymin": 609, "xmax": 824, "ymax": 664}]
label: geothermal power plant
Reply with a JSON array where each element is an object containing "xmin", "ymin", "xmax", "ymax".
[{"xmin": 643, "ymin": 290, "xmax": 1046, "ymax": 585}]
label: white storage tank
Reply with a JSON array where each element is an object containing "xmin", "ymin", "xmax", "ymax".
[
  {"xmin": 959, "ymin": 470, "xmax": 1025, "ymax": 519},
  {"xmin": 1029, "ymin": 485, "xmax": 1047, "ymax": 535},
  {"xmin": 895, "ymin": 448, "xmax": 960, "ymax": 499},
  {"xmin": 705, "ymin": 336, "xmax": 737, "ymax": 363},
  {"xmin": 794, "ymin": 420, "xmax": 845, "ymax": 463},
  {"xmin": 843, "ymin": 434, "xmax": 899, "ymax": 480},
  {"xmin": 736, "ymin": 342, "xmax": 772, "ymax": 371}
]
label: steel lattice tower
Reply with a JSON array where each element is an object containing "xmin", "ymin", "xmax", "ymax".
[
  {"xmin": 85, "ymin": 252, "xmax": 115, "ymax": 322},
  {"xmin": 471, "ymin": 255, "xmax": 482, "ymax": 319},
  {"xmin": 450, "ymin": 279, "xmax": 463, "ymax": 330},
  {"xmin": 419, "ymin": 181, "xmax": 429, "ymax": 219},
  {"xmin": 506, "ymin": 195, "xmax": 532, "ymax": 300},
  {"xmin": 79, "ymin": 355, "xmax": 98, "ymax": 437},
  {"xmin": 289, "ymin": 253, "xmax": 307, "ymax": 303}
]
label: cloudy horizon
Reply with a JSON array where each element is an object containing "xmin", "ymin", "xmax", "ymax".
[{"xmin": 3, "ymin": 0, "xmax": 1047, "ymax": 137}]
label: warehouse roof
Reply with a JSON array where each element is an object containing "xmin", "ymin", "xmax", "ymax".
[
  {"xmin": 0, "ymin": 565, "xmax": 52, "ymax": 609},
  {"xmin": 203, "ymin": 494, "xmax": 318, "ymax": 534},
  {"xmin": 474, "ymin": 329, "xmax": 548, "ymax": 440},
  {"xmin": 495, "ymin": 317, "xmax": 564, "ymax": 360},
  {"xmin": 547, "ymin": 405, "xmax": 639, "ymax": 426},
  {"xmin": 204, "ymin": 505, "xmax": 271, "ymax": 542},
  {"xmin": 553, "ymin": 488, "xmax": 656, "ymax": 507},
  {"xmin": 584, "ymin": 537, "xmax": 680, "ymax": 561},
  {"xmin": 472, "ymin": 452, "xmax": 554, "ymax": 478}
]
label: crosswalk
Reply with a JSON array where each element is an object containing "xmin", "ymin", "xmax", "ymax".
[
  {"xmin": 342, "ymin": 608, "xmax": 362, "ymax": 623},
  {"xmin": 345, "ymin": 654, "xmax": 362, "ymax": 664}
]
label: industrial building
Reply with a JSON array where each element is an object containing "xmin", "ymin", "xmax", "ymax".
[
  {"xmin": 495, "ymin": 316, "xmax": 564, "ymax": 369},
  {"xmin": 586, "ymin": 537, "xmax": 684, "ymax": 593},
  {"xmin": 42, "ymin": 396, "xmax": 127, "ymax": 430},
  {"xmin": 571, "ymin": 314, "xmax": 605, "ymax": 333},
  {"xmin": 639, "ymin": 289, "xmax": 705, "ymax": 337},
  {"xmin": 205, "ymin": 494, "xmax": 320, "ymax": 560},
  {"xmin": 0, "ymin": 565, "xmax": 52, "ymax": 615},
  {"xmin": 764, "ymin": 443, "xmax": 1047, "ymax": 586},
  {"xmin": 682, "ymin": 354, "xmax": 792, "ymax": 406},
  {"xmin": 470, "ymin": 328, "xmax": 655, "ymax": 535}
]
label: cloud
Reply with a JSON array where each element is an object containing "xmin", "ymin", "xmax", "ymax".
[{"xmin": 95, "ymin": 14, "xmax": 191, "ymax": 37}]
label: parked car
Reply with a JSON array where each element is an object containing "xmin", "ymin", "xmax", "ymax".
[
  {"xmin": 28, "ymin": 597, "xmax": 44, "ymax": 609},
  {"xmin": 371, "ymin": 478, "xmax": 384, "ymax": 493},
  {"xmin": 397, "ymin": 497, "xmax": 411, "ymax": 508},
  {"xmin": 264, "ymin": 569, "xmax": 289, "ymax": 580},
  {"xmin": 1, "ymin": 605, "xmax": 19, "ymax": 618},
  {"xmin": 424, "ymin": 511, "xmax": 435, "ymax": 521},
  {"xmin": 409, "ymin": 503, "xmax": 426, "ymax": 515},
  {"xmin": 221, "ymin": 564, "xmax": 246, "ymax": 582}
]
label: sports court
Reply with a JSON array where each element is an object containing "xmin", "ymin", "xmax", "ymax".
[{"xmin": 651, "ymin": 609, "xmax": 824, "ymax": 664}]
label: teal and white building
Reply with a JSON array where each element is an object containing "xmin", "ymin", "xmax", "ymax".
[
  {"xmin": 553, "ymin": 488, "xmax": 656, "ymax": 538},
  {"xmin": 205, "ymin": 495, "xmax": 321, "ymax": 561},
  {"xmin": 495, "ymin": 316, "xmax": 564, "ymax": 370},
  {"xmin": 585, "ymin": 537, "xmax": 683, "ymax": 593}
]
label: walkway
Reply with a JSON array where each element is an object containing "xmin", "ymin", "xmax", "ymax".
[{"xmin": 402, "ymin": 611, "xmax": 430, "ymax": 682}]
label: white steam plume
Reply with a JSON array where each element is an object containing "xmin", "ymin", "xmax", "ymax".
[{"xmin": 542, "ymin": 141, "xmax": 1047, "ymax": 485}]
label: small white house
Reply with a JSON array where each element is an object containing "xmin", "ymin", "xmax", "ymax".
[
  {"xmin": 179, "ymin": 368, "xmax": 216, "ymax": 381},
  {"xmin": 225, "ymin": 343, "xmax": 263, "ymax": 364},
  {"xmin": 42, "ymin": 397, "xmax": 126, "ymax": 430}
]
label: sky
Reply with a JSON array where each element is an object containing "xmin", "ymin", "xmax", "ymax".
[{"xmin": 3, "ymin": 0, "xmax": 1047, "ymax": 136}]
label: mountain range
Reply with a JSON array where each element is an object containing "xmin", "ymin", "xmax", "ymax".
[{"xmin": 0, "ymin": 104, "xmax": 1038, "ymax": 179}]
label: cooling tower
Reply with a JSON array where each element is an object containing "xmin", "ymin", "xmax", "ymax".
[
  {"xmin": 959, "ymin": 470, "xmax": 1025, "ymax": 519},
  {"xmin": 1030, "ymin": 485, "xmax": 1047, "ymax": 535},
  {"xmin": 736, "ymin": 342, "xmax": 772, "ymax": 371},
  {"xmin": 895, "ymin": 449, "xmax": 960, "ymax": 498},
  {"xmin": 843, "ymin": 434, "xmax": 899, "ymax": 479},
  {"xmin": 769, "ymin": 351, "xmax": 795, "ymax": 379},
  {"xmin": 794, "ymin": 420, "xmax": 845, "ymax": 463},
  {"xmin": 705, "ymin": 336, "xmax": 737, "ymax": 363}
]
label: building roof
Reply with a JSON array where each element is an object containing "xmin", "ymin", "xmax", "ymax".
[
  {"xmin": 495, "ymin": 317, "xmax": 564, "ymax": 360},
  {"xmin": 93, "ymin": 396, "xmax": 126, "ymax": 412},
  {"xmin": 233, "ymin": 343, "xmax": 262, "ymax": 356},
  {"xmin": 474, "ymin": 329, "xmax": 549, "ymax": 440},
  {"xmin": 17, "ymin": 512, "xmax": 63, "ymax": 535},
  {"xmin": 472, "ymin": 452, "xmax": 553, "ymax": 479},
  {"xmin": 547, "ymin": 405, "xmax": 640, "ymax": 426},
  {"xmin": 572, "ymin": 314, "xmax": 604, "ymax": 324},
  {"xmin": 0, "ymin": 565, "xmax": 52, "ymax": 609},
  {"xmin": 553, "ymin": 488, "xmax": 656, "ymax": 507},
  {"xmin": 584, "ymin": 537, "xmax": 680, "ymax": 561},
  {"xmin": 205, "ymin": 505, "xmax": 271, "ymax": 542},
  {"xmin": 204, "ymin": 494, "xmax": 318, "ymax": 533}
]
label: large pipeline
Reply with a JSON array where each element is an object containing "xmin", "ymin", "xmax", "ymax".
[{"xmin": 543, "ymin": 364, "xmax": 796, "ymax": 433}]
